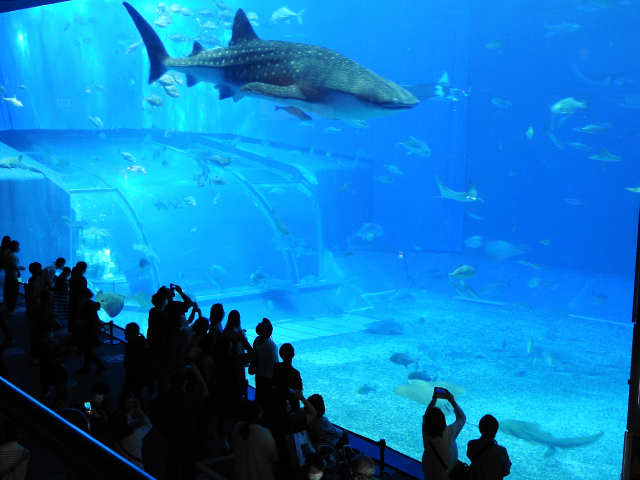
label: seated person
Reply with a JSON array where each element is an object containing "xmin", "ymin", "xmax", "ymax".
[
  {"xmin": 304, "ymin": 451, "xmax": 326, "ymax": 480},
  {"xmin": 349, "ymin": 454, "xmax": 375, "ymax": 480},
  {"xmin": 268, "ymin": 390, "xmax": 317, "ymax": 478},
  {"xmin": 307, "ymin": 394, "xmax": 349, "ymax": 449},
  {"xmin": 111, "ymin": 398, "xmax": 152, "ymax": 471},
  {"xmin": 466, "ymin": 414, "xmax": 511, "ymax": 480}
]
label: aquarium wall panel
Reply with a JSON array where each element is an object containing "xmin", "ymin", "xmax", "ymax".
[{"xmin": 0, "ymin": 151, "xmax": 71, "ymax": 272}]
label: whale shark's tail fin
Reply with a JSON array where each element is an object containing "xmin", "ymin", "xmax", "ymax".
[{"xmin": 123, "ymin": 2, "xmax": 169, "ymax": 83}]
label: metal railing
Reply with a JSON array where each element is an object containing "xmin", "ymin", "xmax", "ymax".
[{"xmin": 0, "ymin": 376, "xmax": 154, "ymax": 480}]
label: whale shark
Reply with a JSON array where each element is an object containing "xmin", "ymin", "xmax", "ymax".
[
  {"xmin": 122, "ymin": 2, "xmax": 418, "ymax": 121},
  {"xmin": 499, "ymin": 419, "xmax": 604, "ymax": 457}
]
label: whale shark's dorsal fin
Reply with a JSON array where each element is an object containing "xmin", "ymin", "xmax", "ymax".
[
  {"xmin": 230, "ymin": 9, "xmax": 260, "ymax": 46},
  {"xmin": 189, "ymin": 42, "xmax": 205, "ymax": 57}
]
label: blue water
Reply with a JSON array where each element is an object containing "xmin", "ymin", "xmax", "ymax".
[{"xmin": 1, "ymin": 0, "xmax": 639, "ymax": 478}]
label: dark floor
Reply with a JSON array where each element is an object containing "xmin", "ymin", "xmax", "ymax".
[{"xmin": 1, "ymin": 295, "xmax": 420, "ymax": 480}]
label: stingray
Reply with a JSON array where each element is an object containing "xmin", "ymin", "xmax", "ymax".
[
  {"xmin": 366, "ymin": 320, "xmax": 403, "ymax": 335},
  {"xmin": 393, "ymin": 379, "xmax": 466, "ymax": 411},
  {"xmin": 390, "ymin": 353, "xmax": 418, "ymax": 368},
  {"xmin": 95, "ymin": 291, "xmax": 125, "ymax": 318},
  {"xmin": 499, "ymin": 420, "xmax": 604, "ymax": 457}
]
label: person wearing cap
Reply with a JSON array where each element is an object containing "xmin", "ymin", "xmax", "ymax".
[{"xmin": 252, "ymin": 318, "xmax": 279, "ymax": 412}]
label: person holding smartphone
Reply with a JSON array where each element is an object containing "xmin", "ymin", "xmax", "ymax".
[{"xmin": 421, "ymin": 387, "xmax": 466, "ymax": 480}]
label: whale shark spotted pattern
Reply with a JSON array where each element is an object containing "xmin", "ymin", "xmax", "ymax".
[{"xmin": 122, "ymin": 2, "xmax": 418, "ymax": 121}]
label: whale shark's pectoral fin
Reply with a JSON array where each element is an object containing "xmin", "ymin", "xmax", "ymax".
[
  {"xmin": 187, "ymin": 75, "xmax": 200, "ymax": 87},
  {"xmin": 240, "ymin": 82, "xmax": 322, "ymax": 102},
  {"xmin": 543, "ymin": 446, "xmax": 557, "ymax": 458}
]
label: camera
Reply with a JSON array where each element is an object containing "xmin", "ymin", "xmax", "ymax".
[{"xmin": 435, "ymin": 387, "xmax": 446, "ymax": 394}]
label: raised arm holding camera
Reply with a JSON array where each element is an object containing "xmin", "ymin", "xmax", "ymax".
[{"xmin": 421, "ymin": 387, "xmax": 467, "ymax": 480}]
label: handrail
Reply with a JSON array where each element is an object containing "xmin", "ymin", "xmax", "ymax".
[{"xmin": 0, "ymin": 376, "xmax": 154, "ymax": 480}]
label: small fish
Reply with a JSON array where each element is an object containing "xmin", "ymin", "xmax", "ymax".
[
  {"xmin": 153, "ymin": 200, "xmax": 169, "ymax": 210},
  {"xmin": 93, "ymin": 83, "xmax": 107, "ymax": 93},
  {"xmin": 1, "ymin": 96, "xmax": 24, "ymax": 107},
  {"xmin": 485, "ymin": 41, "xmax": 507, "ymax": 49},
  {"xmin": 566, "ymin": 142, "xmax": 593, "ymax": 150},
  {"xmin": 210, "ymin": 265, "xmax": 227, "ymax": 274},
  {"xmin": 376, "ymin": 176, "xmax": 395, "ymax": 183},
  {"xmin": 480, "ymin": 283, "xmax": 508, "ymax": 294},
  {"xmin": 154, "ymin": 13, "xmax": 173, "ymax": 28},
  {"xmin": 466, "ymin": 212, "xmax": 483, "ymax": 220},
  {"xmin": 544, "ymin": 21, "xmax": 581, "ymax": 37},
  {"xmin": 156, "ymin": 73, "xmax": 176, "ymax": 86},
  {"xmin": 125, "ymin": 39, "xmax": 144, "ymax": 54},
  {"xmin": 550, "ymin": 97, "xmax": 586, "ymax": 114},
  {"xmin": 548, "ymin": 133, "xmax": 564, "ymax": 149},
  {"xmin": 525, "ymin": 126, "xmax": 534, "ymax": 140},
  {"xmin": 163, "ymin": 85, "xmax": 180, "ymax": 98},
  {"xmin": 491, "ymin": 97, "xmax": 512, "ymax": 108},
  {"xmin": 572, "ymin": 123, "xmax": 610, "ymax": 134},
  {"xmin": 539, "ymin": 239, "xmax": 551, "ymax": 246},
  {"xmin": 564, "ymin": 198, "xmax": 586, "ymax": 205},
  {"xmin": 339, "ymin": 182, "xmax": 350, "ymax": 194},
  {"xmin": 390, "ymin": 353, "xmax": 418, "ymax": 368},
  {"xmin": 526, "ymin": 336, "xmax": 533, "ymax": 353},
  {"xmin": 210, "ymin": 176, "xmax": 227, "ymax": 185},
  {"xmin": 184, "ymin": 195, "xmax": 196, "ymax": 206},
  {"xmin": 323, "ymin": 127, "xmax": 342, "ymax": 134},
  {"xmin": 463, "ymin": 284, "xmax": 480, "ymax": 298},
  {"xmin": 166, "ymin": 33, "xmax": 189, "ymax": 43},
  {"xmin": 117, "ymin": 148, "xmax": 136, "ymax": 163},
  {"xmin": 591, "ymin": 293, "xmax": 608, "ymax": 306},
  {"xmin": 385, "ymin": 165, "xmax": 403, "ymax": 175},
  {"xmin": 16, "ymin": 85, "xmax": 27, "ymax": 91},
  {"xmin": 88, "ymin": 115, "xmax": 103, "ymax": 129},
  {"xmin": 143, "ymin": 94, "xmax": 163, "ymax": 107},
  {"xmin": 398, "ymin": 136, "xmax": 431, "ymax": 156},
  {"xmin": 357, "ymin": 384, "xmax": 376, "ymax": 395},
  {"xmin": 275, "ymin": 105, "xmax": 311, "ymax": 121},
  {"xmin": 269, "ymin": 6, "xmax": 305, "ymax": 25},
  {"xmin": 213, "ymin": 192, "xmax": 221, "ymax": 204},
  {"xmin": 448, "ymin": 265, "xmax": 475, "ymax": 280},
  {"xmin": 517, "ymin": 260, "xmax": 543, "ymax": 270},
  {"xmin": 343, "ymin": 119, "xmax": 369, "ymax": 130},
  {"xmin": 463, "ymin": 236, "xmax": 483, "ymax": 248},
  {"xmin": 269, "ymin": 187, "xmax": 286, "ymax": 194}
]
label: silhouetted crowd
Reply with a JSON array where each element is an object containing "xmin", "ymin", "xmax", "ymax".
[{"xmin": 0, "ymin": 234, "xmax": 512, "ymax": 480}]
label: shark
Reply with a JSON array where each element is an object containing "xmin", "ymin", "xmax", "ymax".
[
  {"xmin": 434, "ymin": 175, "xmax": 482, "ymax": 202},
  {"xmin": 122, "ymin": 2, "xmax": 418, "ymax": 121},
  {"xmin": 499, "ymin": 419, "xmax": 604, "ymax": 458}
]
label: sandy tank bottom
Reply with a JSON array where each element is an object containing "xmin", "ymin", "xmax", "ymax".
[{"xmin": 291, "ymin": 290, "xmax": 630, "ymax": 480}]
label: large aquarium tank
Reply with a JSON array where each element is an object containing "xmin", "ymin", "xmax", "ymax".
[{"xmin": 1, "ymin": 0, "xmax": 638, "ymax": 478}]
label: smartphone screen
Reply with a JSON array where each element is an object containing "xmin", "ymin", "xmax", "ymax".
[
  {"xmin": 435, "ymin": 388, "xmax": 445, "ymax": 394},
  {"xmin": 84, "ymin": 401, "xmax": 92, "ymax": 414}
]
